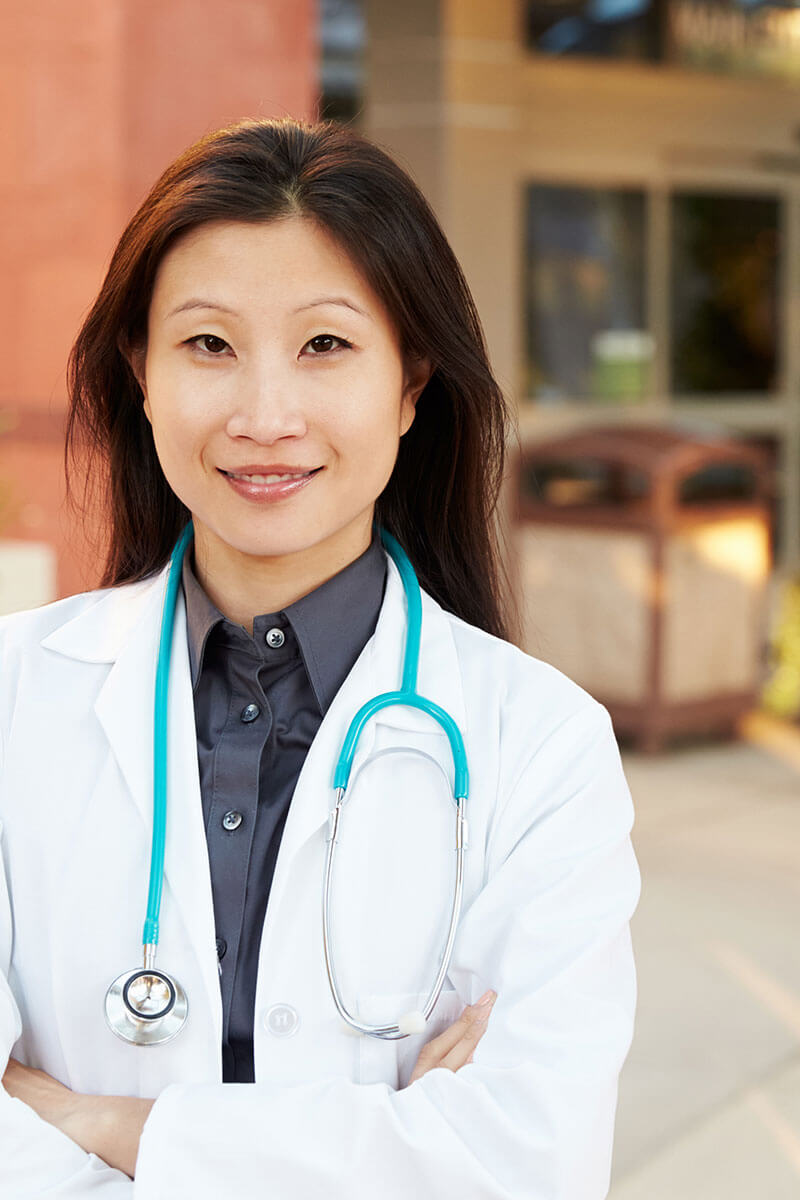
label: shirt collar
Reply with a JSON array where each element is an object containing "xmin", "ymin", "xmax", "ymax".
[{"xmin": 181, "ymin": 528, "xmax": 387, "ymax": 715}]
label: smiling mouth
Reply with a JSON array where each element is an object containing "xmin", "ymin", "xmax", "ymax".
[{"xmin": 219, "ymin": 467, "xmax": 323, "ymax": 484}]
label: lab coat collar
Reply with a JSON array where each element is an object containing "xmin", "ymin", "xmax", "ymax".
[{"xmin": 39, "ymin": 547, "xmax": 468, "ymax": 736}]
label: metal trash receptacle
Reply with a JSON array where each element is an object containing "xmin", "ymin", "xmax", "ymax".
[{"xmin": 514, "ymin": 425, "xmax": 773, "ymax": 752}]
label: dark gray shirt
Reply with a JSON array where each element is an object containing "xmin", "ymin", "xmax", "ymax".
[{"xmin": 181, "ymin": 529, "xmax": 387, "ymax": 1082}]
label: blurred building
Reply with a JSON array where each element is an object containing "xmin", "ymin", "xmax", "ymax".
[
  {"xmin": 334, "ymin": 0, "xmax": 800, "ymax": 570},
  {"xmin": 0, "ymin": 0, "xmax": 317, "ymax": 603},
  {"xmin": 2, "ymin": 0, "xmax": 799, "ymax": 610}
]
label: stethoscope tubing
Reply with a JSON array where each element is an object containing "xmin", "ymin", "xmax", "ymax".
[
  {"xmin": 144, "ymin": 520, "xmax": 194, "ymax": 951},
  {"xmin": 108, "ymin": 519, "xmax": 470, "ymax": 1044},
  {"xmin": 321, "ymin": 525, "xmax": 469, "ymax": 1039}
]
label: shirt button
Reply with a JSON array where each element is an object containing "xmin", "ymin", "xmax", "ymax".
[
  {"xmin": 240, "ymin": 703, "xmax": 260, "ymax": 723},
  {"xmin": 264, "ymin": 1003, "xmax": 299, "ymax": 1037},
  {"xmin": 215, "ymin": 937, "xmax": 227, "ymax": 960},
  {"xmin": 222, "ymin": 810, "xmax": 243, "ymax": 832},
  {"xmin": 265, "ymin": 627, "xmax": 285, "ymax": 648}
]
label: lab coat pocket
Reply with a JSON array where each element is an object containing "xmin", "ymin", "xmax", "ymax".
[{"xmin": 357, "ymin": 987, "xmax": 464, "ymax": 1089}]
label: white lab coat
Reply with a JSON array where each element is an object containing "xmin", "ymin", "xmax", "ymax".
[{"xmin": 0, "ymin": 546, "xmax": 640, "ymax": 1199}]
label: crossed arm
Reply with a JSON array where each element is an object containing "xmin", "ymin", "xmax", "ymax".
[
  {"xmin": 3, "ymin": 1058, "xmax": 152, "ymax": 1177},
  {"xmin": 2, "ymin": 995, "xmax": 495, "ymax": 1178}
]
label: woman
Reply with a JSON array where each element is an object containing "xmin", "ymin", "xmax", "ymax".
[{"xmin": 0, "ymin": 117, "xmax": 640, "ymax": 1198}]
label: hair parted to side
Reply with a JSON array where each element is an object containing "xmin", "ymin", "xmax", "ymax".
[{"xmin": 66, "ymin": 115, "xmax": 519, "ymax": 641}]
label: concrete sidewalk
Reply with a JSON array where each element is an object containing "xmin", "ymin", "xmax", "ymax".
[{"xmin": 609, "ymin": 715, "xmax": 800, "ymax": 1199}]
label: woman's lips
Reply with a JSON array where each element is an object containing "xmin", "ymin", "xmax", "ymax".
[{"xmin": 219, "ymin": 465, "xmax": 323, "ymax": 504}]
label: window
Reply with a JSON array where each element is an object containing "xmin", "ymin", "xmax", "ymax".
[
  {"xmin": 525, "ymin": 184, "xmax": 650, "ymax": 403},
  {"xmin": 318, "ymin": 0, "xmax": 365, "ymax": 125},
  {"xmin": 524, "ymin": 182, "xmax": 784, "ymax": 403},
  {"xmin": 525, "ymin": 0, "xmax": 665, "ymax": 60},
  {"xmin": 670, "ymin": 191, "xmax": 781, "ymax": 395}
]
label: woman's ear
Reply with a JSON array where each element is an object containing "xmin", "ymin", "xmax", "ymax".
[
  {"xmin": 116, "ymin": 332, "xmax": 151, "ymax": 421},
  {"xmin": 400, "ymin": 355, "xmax": 434, "ymax": 436}
]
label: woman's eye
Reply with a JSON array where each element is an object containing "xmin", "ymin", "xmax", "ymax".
[
  {"xmin": 304, "ymin": 334, "xmax": 352, "ymax": 356},
  {"xmin": 183, "ymin": 333, "xmax": 351, "ymax": 358},
  {"xmin": 185, "ymin": 334, "xmax": 231, "ymax": 356}
]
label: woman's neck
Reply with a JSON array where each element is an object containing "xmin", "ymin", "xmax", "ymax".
[{"xmin": 190, "ymin": 516, "xmax": 374, "ymax": 635}]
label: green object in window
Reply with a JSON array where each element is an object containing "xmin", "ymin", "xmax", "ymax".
[{"xmin": 590, "ymin": 330, "xmax": 654, "ymax": 403}]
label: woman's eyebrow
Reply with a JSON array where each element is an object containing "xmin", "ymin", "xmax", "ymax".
[
  {"xmin": 167, "ymin": 298, "xmax": 238, "ymax": 318},
  {"xmin": 166, "ymin": 296, "xmax": 372, "ymax": 321},
  {"xmin": 293, "ymin": 296, "xmax": 371, "ymax": 320}
]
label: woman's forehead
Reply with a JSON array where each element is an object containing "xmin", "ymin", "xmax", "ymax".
[{"xmin": 150, "ymin": 217, "xmax": 381, "ymax": 323}]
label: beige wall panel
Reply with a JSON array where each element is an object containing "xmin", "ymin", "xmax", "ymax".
[
  {"xmin": 445, "ymin": 127, "xmax": 521, "ymax": 396},
  {"xmin": 0, "ymin": 539, "xmax": 57, "ymax": 614},
  {"xmin": 444, "ymin": 0, "xmax": 519, "ymax": 41},
  {"xmin": 519, "ymin": 59, "xmax": 800, "ymax": 164},
  {"xmin": 364, "ymin": 0, "xmax": 445, "ymax": 213},
  {"xmin": 447, "ymin": 57, "xmax": 523, "ymax": 107}
]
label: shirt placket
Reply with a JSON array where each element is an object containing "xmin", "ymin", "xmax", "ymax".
[{"xmin": 205, "ymin": 627, "xmax": 292, "ymax": 1041}]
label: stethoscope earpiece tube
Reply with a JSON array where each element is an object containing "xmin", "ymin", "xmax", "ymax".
[
  {"xmin": 322, "ymin": 526, "xmax": 469, "ymax": 1040},
  {"xmin": 146, "ymin": 521, "xmax": 195, "ymax": 948}
]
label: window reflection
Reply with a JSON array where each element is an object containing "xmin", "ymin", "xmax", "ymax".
[{"xmin": 526, "ymin": 0, "xmax": 663, "ymax": 60}]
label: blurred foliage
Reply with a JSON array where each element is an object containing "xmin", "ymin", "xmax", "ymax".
[{"xmin": 761, "ymin": 576, "xmax": 800, "ymax": 721}]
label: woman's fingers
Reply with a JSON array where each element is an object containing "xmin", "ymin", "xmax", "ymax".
[
  {"xmin": 407, "ymin": 990, "xmax": 497, "ymax": 1085},
  {"xmin": 439, "ymin": 996, "xmax": 495, "ymax": 1071}
]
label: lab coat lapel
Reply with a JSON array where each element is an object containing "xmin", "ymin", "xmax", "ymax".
[{"xmin": 40, "ymin": 565, "xmax": 222, "ymax": 1033}]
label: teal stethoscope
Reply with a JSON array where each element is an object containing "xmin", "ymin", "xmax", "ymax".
[{"xmin": 104, "ymin": 520, "xmax": 469, "ymax": 1046}]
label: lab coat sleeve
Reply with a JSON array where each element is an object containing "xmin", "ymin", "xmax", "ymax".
[
  {"xmin": 134, "ymin": 699, "xmax": 641, "ymax": 1200},
  {"xmin": 0, "ymin": 753, "xmax": 134, "ymax": 1194}
]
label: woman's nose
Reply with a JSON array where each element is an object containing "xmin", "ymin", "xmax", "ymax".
[{"xmin": 224, "ymin": 364, "xmax": 308, "ymax": 443}]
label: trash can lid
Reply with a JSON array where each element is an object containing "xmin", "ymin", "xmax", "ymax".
[{"xmin": 521, "ymin": 423, "xmax": 769, "ymax": 479}]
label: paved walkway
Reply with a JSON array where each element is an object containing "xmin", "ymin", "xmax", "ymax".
[{"xmin": 609, "ymin": 714, "xmax": 800, "ymax": 1198}]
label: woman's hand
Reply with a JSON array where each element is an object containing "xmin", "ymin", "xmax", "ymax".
[
  {"xmin": 2, "ymin": 994, "xmax": 498, "ymax": 1170},
  {"xmin": 3, "ymin": 1058, "xmax": 152, "ymax": 1179},
  {"xmin": 407, "ymin": 989, "xmax": 497, "ymax": 1085}
]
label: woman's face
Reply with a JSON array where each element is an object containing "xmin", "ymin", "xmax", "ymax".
[{"xmin": 132, "ymin": 216, "xmax": 431, "ymax": 568}]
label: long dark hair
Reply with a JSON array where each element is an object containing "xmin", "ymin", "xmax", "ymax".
[{"xmin": 66, "ymin": 116, "xmax": 518, "ymax": 641}]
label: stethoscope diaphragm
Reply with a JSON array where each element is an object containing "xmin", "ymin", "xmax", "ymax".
[{"xmin": 105, "ymin": 966, "xmax": 188, "ymax": 1046}]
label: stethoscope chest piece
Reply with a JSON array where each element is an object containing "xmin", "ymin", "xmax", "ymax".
[{"xmin": 104, "ymin": 967, "xmax": 188, "ymax": 1046}]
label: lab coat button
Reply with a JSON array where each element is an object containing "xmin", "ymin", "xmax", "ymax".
[
  {"xmin": 215, "ymin": 937, "xmax": 227, "ymax": 960},
  {"xmin": 240, "ymin": 703, "xmax": 260, "ymax": 723},
  {"xmin": 222, "ymin": 810, "xmax": 243, "ymax": 831},
  {"xmin": 265, "ymin": 627, "xmax": 285, "ymax": 648},
  {"xmin": 264, "ymin": 1003, "xmax": 299, "ymax": 1037}
]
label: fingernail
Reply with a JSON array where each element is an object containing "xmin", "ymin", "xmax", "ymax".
[{"xmin": 476, "ymin": 989, "xmax": 497, "ymax": 1008}]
